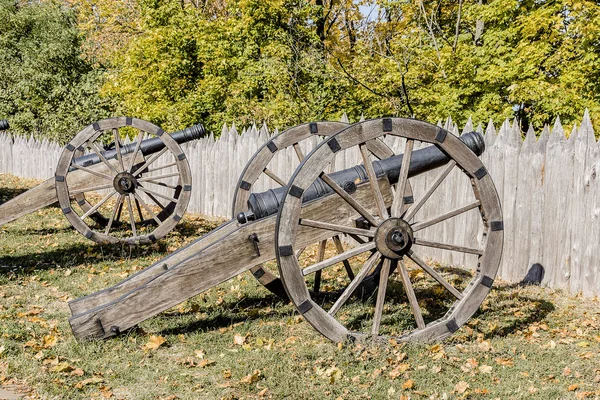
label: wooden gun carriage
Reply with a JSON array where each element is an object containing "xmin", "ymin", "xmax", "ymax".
[
  {"xmin": 0, "ymin": 118, "xmax": 205, "ymax": 244},
  {"xmin": 66, "ymin": 117, "xmax": 503, "ymax": 344}
]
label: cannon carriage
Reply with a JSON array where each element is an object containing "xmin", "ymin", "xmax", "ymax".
[
  {"xmin": 66, "ymin": 117, "xmax": 503, "ymax": 343},
  {"xmin": 0, "ymin": 117, "xmax": 205, "ymax": 244}
]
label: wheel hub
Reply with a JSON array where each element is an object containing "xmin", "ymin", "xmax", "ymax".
[
  {"xmin": 374, "ymin": 218, "xmax": 414, "ymax": 259},
  {"xmin": 113, "ymin": 172, "xmax": 138, "ymax": 195}
]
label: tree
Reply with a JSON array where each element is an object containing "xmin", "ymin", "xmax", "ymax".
[{"xmin": 0, "ymin": 0, "xmax": 113, "ymax": 143}]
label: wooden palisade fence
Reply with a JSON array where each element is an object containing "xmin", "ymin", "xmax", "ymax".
[{"xmin": 0, "ymin": 112, "xmax": 599, "ymax": 297}]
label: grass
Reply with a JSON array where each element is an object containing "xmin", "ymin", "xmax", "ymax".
[{"xmin": 1, "ymin": 173, "xmax": 600, "ymax": 399}]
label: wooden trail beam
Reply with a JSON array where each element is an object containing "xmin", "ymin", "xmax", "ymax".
[{"xmin": 69, "ymin": 177, "xmax": 392, "ymax": 340}]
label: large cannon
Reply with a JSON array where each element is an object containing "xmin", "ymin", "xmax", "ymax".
[
  {"xmin": 68, "ymin": 118, "xmax": 503, "ymax": 344},
  {"xmin": 0, "ymin": 117, "xmax": 204, "ymax": 244}
]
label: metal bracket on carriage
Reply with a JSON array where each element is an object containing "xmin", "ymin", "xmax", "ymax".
[
  {"xmin": 0, "ymin": 117, "xmax": 205, "ymax": 245},
  {"xmin": 67, "ymin": 118, "xmax": 502, "ymax": 344}
]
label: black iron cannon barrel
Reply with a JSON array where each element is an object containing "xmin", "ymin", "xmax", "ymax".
[
  {"xmin": 238, "ymin": 131, "xmax": 485, "ymax": 223},
  {"xmin": 72, "ymin": 123, "xmax": 206, "ymax": 169},
  {"xmin": 0, "ymin": 120, "xmax": 9, "ymax": 131}
]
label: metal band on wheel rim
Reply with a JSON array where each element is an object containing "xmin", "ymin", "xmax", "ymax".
[
  {"xmin": 55, "ymin": 117, "xmax": 192, "ymax": 245},
  {"xmin": 275, "ymin": 118, "xmax": 503, "ymax": 342}
]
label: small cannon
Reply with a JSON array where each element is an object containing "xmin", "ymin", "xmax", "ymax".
[
  {"xmin": 68, "ymin": 118, "xmax": 503, "ymax": 344},
  {"xmin": 0, "ymin": 117, "xmax": 205, "ymax": 244}
]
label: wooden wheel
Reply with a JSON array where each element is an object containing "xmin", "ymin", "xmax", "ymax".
[
  {"xmin": 232, "ymin": 121, "xmax": 413, "ymax": 298},
  {"xmin": 275, "ymin": 118, "xmax": 503, "ymax": 342},
  {"xmin": 55, "ymin": 117, "xmax": 192, "ymax": 245}
]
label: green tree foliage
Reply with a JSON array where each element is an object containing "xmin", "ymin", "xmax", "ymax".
[
  {"xmin": 2, "ymin": 0, "xmax": 600, "ymax": 138},
  {"xmin": 100, "ymin": 0, "xmax": 357, "ymax": 133},
  {"xmin": 340, "ymin": 0, "xmax": 600, "ymax": 132},
  {"xmin": 0, "ymin": 0, "xmax": 112, "ymax": 143}
]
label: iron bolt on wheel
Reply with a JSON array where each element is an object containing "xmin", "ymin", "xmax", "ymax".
[
  {"xmin": 275, "ymin": 118, "xmax": 503, "ymax": 342},
  {"xmin": 55, "ymin": 117, "xmax": 192, "ymax": 245}
]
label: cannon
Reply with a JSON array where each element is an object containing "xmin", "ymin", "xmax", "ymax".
[
  {"xmin": 0, "ymin": 117, "xmax": 204, "ymax": 244},
  {"xmin": 68, "ymin": 117, "xmax": 503, "ymax": 344}
]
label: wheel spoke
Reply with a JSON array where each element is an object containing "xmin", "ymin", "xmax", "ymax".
[
  {"xmin": 397, "ymin": 258, "xmax": 425, "ymax": 329},
  {"xmin": 332, "ymin": 235, "xmax": 355, "ymax": 280},
  {"xmin": 137, "ymin": 172, "xmax": 180, "ymax": 183},
  {"xmin": 302, "ymin": 241, "xmax": 376, "ymax": 276},
  {"xmin": 407, "ymin": 251, "xmax": 463, "ymax": 300},
  {"xmin": 263, "ymin": 168, "xmax": 286, "ymax": 186},
  {"xmin": 115, "ymin": 199, "xmax": 124, "ymax": 223},
  {"xmin": 293, "ymin": 142, "xmax": 304, "ymax": 162},
  {"xmin": 142, "ymin": 190, "xmax": 166, "ymax": 210},
  {"xmin": 133, "ymin": 193, "xmax": 162, "ymax": 225},
  {"xmin": 313, "ymin": 240, "xmax": 327, "ymax": 293},
  {"xmin": 143, "ymin": 161, "xmax": 177, "ymax": 174},
  {"xmin": 127, "ymin": 130, "xmax": 145, "ymax": 172},
  {"xmin": 126, "ymin": 194, "xmax": 137, "ymax": 236},
  {"xmin": 70, "ymin": 163, "xmax": 113, "ymax": 181},
  {"xmin": 320, "ymin": 172, "xmax": 379, "ymax": 227},
  {"xmin": 404, "ymin": 160, "xmax": 456, "ymax": 222},
  {"xmin": 137, "ymin": 186, "xmax": 177, "ymax": 203},
  {"xmin": 134, "ymin": 196, "xmax": 145, "ymax": 222},
  {"xmin": 88, "ymin": 141, "xmax": 119, "ymax": 175},
  {"xmin": 141, "ymin": 180, "xmax": 179, "ymax": 190},
  {"xmin": 365, "ymin": 138, "xmax": 394, "ymax": 159},
  {"xmin": 360, "ymin": 143, "xmax": 389, "ymax": 220},
  {"xmin": 299, "ymin": 219, "xmax": 375, "ymax": 238},
  {"xmin": 371, "ymin": 258, "xmax": 391, "ymax": 335},
  {"xmin": 132, "ymin": 147, "xmax": 168, "ymax": 177},
  {"xmin": 113, "ymin": 128, "xmax": 125, "ymax": 172},
  {"xmin": 391, "ymin": 139, "xmax": 414, "ymax": 217},
  {"xmin": 411, "ymin": 200, "xmax": 480, "ymax": 232},
  {"xmin": 70, "ymin": 183, "xmax": 114, "ymax": 196},
  {"xmin": 105, "ymin": 194, "xmax": 123, "ymax": 235},
  {"xmin": 80, "ymin": 191, "xmax": 117, "ymax": 220},
  {"xmin": 329, "ymin": 251, "xmax": 382, "ymax": 316},
  {"xmin": 413, "ymin": 237, "xmax": 483, "ymax": 255}
]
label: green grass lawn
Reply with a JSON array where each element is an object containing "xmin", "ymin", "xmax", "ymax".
[{"xmin": 1, "ymin": 173, "xmax": 599, "ymax": 399}]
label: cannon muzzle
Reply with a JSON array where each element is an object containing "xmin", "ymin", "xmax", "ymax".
[
  {"xmin": 0, "ymin": 120, "xmax": 9, "ymax": 131},
  {"xmin": 72, "ymin": 123, "xmax": 206, "ymax": 169},
  {"xmin": 238, "ymin": 131, "xmax": 485, "ymax": 223}
]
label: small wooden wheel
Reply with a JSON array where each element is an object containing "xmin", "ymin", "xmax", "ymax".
[
  {"xmin": 55, "ymin": 117, "xmax": 192, "ymax": 245},
  {"xmin": 275, "ymin": 118, "xmax": 503, "ymax": 342},
  {"xmin": 232, "ymin": 121, "xmax": 413, "ymax": 298}
]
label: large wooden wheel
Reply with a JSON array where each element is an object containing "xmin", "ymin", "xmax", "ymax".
[
  {"xmin": 55, "ymin": 117, "xmax": 192, "ymax": 245},
  {"xmin": 275, "ymin": 118, "xmax": 503, "ymax": 342},
  {"xmin": 233, "ymin": 121, "xmax": 413, "ymax": 298}
]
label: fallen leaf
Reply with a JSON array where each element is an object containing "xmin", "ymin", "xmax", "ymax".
[
  {"xmin": 454, "ymin": 381, "xmax": 469, "ymax": 394},
  {"xmin": 258, "ymin": 388, "xmax": 268, "ymax": 396},
  {"xmin": 142, "ymin": 335, "xmax": 166, "ymax": 351},
  {"xmin": 479, "ymin": 365, "xmax": 493, "ymax": 374},
  {"xmin": 194, "ymin": 349, "xmax": 205, "ymax": 359},
  {"xmin": 402, "ymin": 379, "xmax": 414, "ymax": 389},
  {"xmin": 42, "ymin": 334, "xmax": 58, "ymax": 348},
  {"xmin": 568, "ymin": 384, "xmax": 579, "ymax": 391},
  {"xmin": 50, "ymin": 362, "xmax": 74, "ymax": 373},
  {"xmin": 495, "ymin": 357, "xmax": 514, "ymax": 367},
  {"xmin": 234, "ymin": 334, "xmax": 246, "ymax": 346},
  {"xmin": 198, "ymin": 359, "xmax": 216, "ymax": 368},
  {"xmin": 74, "ymin": 377, "xmax": 104, "ymax": 389},
  {"xmin": 223, "ymin": 370, "xmax": 232, "ymax": 379},
  {"xmin": 71, "ymin": 368, "xmax": 85, "ymax": 377},
  {"xmin": 240, "ymin": 369, "xmax": 261, "ymax": 384}
]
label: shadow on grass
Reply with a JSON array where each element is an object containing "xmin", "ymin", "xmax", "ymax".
[
  {"xmin": 156, "ymin": 293, "xmax": 290, "ymax": 336},
  {"xmin": 0, "ymin": 241, "xmax": 168, "ymax": 275},
  {"xmin": 0, "ymin": 186, "xmax": 30, "ymax": 203}
]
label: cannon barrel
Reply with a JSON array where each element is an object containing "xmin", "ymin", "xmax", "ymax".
[
  {"xmin": 0, "ymin": 120, "xmax": 9, "ymax": 131},
  {"xmin": 238, "ymin": 131, "xmax": 485, "ymax": 223},
  {"xmin": 72, "ymin": 123, "xmax": 206, "ymax": 169}
]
